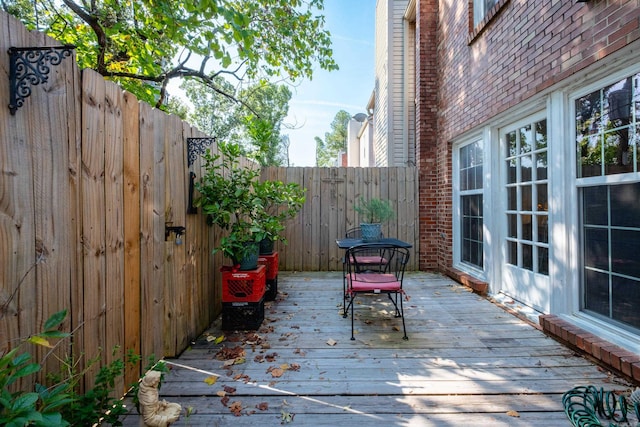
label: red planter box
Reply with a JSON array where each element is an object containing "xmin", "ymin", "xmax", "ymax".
[
  {"xmin": 222, "ymin": 265, "xmax": 266, "ymax": 303},
  {"xmin": 258, "ymin": 252, "xmax": 279, "ymax": 280}
]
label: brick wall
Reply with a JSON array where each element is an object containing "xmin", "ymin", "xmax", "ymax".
[
  {"xmin": 416, "ymin": 0, "xmax": 439, "ymax": 270},
  {"xmin": 415, "ymin": 0, "xmax": 640, "ymax": 272}
]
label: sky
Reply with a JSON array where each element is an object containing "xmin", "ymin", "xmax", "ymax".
[{"xmin": 284, "ymin": 0, "xmax": 376, "ymax": 166}]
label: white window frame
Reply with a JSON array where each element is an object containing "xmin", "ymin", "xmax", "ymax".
[
  {"xmin": 565, "ymin": 64, "xmax": 640, "ymax": 352},
  {"xmin": 453, "ymin": 134, "xmax": 488, "ymax": 279}
]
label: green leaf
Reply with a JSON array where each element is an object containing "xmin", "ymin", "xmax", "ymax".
[
  {"xmin": 44, "ymin": 309, "xmax": 67, "ymax": 331},
  {"xmin": 11, "ymin": 392, "xmax": 39, "ymax": 410},
  {"xmin": 39, "ymin": 331, "xmax": 71, "ymax": 339},
  {"xmin": 12, "ymin": 363, "xmax": 41, "ymax": 380}
]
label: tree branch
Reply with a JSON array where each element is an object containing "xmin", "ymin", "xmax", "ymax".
[{"xmin": 62, "ymin": 0, "xmax": 108, "ymax": 73}]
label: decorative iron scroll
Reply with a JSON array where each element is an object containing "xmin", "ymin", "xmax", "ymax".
[
  {"xmin": 186, "ymin": 137, "xmax": 216, "ymax": 167},
  {"xmin": 8, "ymin": 45, "xmax": 75, "ymax": 115},
  {"xmin": 562, "ymin": 385, "xmax": 640, "ymax": 427}
]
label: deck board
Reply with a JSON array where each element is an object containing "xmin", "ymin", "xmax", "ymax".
[{"xmin": 119, "ymin": 272, "xmax": 634, "ymax": 426}]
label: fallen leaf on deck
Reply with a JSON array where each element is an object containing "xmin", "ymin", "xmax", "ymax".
[
  {"xmin": 256, "ymin": 402, "xmax": 269, "ymax": 411},
  {"xmin": 216, "ymin": 346, "xmax": 245, "ymax": 361},
  {"xmin": 204, "ymin": 375, "xmax": 218, "ymax": 385},
  {"xmin": 216, "ymin": 390, "xmax": 226, "ymax": 397},
  {"xmin": 506, "ymin": 410, "xmax": 520, "ymax": 417},
  {"xmin": 229, "ymin": 401, "xmax": 243, "ymax": 416},
  {"xmin": 223, "ymin": 385, "xmax": 236, "ymax": 394},
  {"xmin": 327, "ymin": 338, "xmax": 337, "ymax": 346},
  {"xmin": 270, "ymin": 367, "xmax": 284, "ymax": 377},
  {"xmin": 281, "ymin": 410, "xmax": 295, "ymax": 423}
]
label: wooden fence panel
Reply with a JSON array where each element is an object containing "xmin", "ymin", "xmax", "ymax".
[
  {"xmin": 122, "ymin": 90, "xmax": 141, "ymax": 389},
  {"xmin": 81, "ymin": 70, "xmax": 108, "ymax": 387},
  {"xmin": 261, "ymin": 167, "xmax": 419, "ymax": 271},
  {"xmin": 104, "ymin": 79, "xmax": 126, "ymax": 394}
]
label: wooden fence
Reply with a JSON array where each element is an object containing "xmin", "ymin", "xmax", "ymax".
[
  {"xmin": 260, "ymin": 167, "xmax": 419, "ymax": 271},
  {"xmin": 0, "ymin": 10, "xmax": 418, "ymax": 393}
]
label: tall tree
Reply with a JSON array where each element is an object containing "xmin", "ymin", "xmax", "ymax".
[
  {"xmin": 4, "ymin": 0, "xmax": 337, "ymax": 109},
  {"xmin": 315, "ymin": 110, "xmax": 351, "ymax": 166},
  {"xmin": 242, "ymin": 82, "xmax": 292, "ymax": 165},
  {"xmin": 184, "ymin": 80, "xmax": 292, "ymax": 165},
  {"xmin": 183, "ymin": 77, "xmax": 245, "ymax": 144}
]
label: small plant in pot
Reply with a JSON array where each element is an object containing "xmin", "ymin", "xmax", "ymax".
[
  {"xmin": 194, "ymin": 141, "xmax": 262, "ymax": 270},
  {"xmin": 253, "ymin": 180, "xmax": 306, "ymax": 255},
  {"xmin": 354, "ymin": 196, "xmax": 395, "ymax": 241}
]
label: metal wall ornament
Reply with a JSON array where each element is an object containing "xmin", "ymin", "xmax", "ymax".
[
  {"xmin": 8, "ymin": 45, "xmax": 75, "ymax": 115},
  {"xmin": 186, "ymin": 137, "xmax": 216, "ymax": 214},
  {"xmin": 186, "ymin": 137, "xmax": 216, "ymax": 168}
]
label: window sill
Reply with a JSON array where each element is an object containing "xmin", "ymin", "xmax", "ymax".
[{"xmin": 468, "ymin": 0, "xmax": 510, "ymax": 45}]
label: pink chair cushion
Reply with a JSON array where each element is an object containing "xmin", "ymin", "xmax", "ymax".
[{"xmin": 349, "ymin": 273, "xmax": 401, "ymax": 292}]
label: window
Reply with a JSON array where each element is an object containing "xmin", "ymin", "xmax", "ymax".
[
  {"xmin": 576, "ymin": 74, "xmax": 640, "ymax": 177},
  {"xmin": 504, "ymin": 119, "xmax": 549, "ymax": 275},
  {"xmin": 459, "ymin": 141, "xmax": 484, "ymax": 269},
  {"xmin": 473, "ymin": 0, "xmax": 497, "ymax": 27},
  {"xmin": 576, "ymin": 73, "xmax": 640, "ymax": 332}
]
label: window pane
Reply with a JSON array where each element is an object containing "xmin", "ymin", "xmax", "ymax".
[
  {"xmin": 507, "ymin": 214, "xmax": 517, "ymax": 238},
  {"xmin": 612, "ymin": 276, "xmax": 640, "ymax": 329},
  {"xmin": 461, "ymin": 194, "xmax": 483, "ymax": 269},
  {"xmin": 507, "ymin": 187, "xmax": 517, "ymax": 210},
  {"xmin": 584, "ymin": 269, "xmax": 610, "ymax": 316},
  {"xmin": 522, "ymin": 243, "xmax": 533, "ymax": 271},
  {"xmin": 520, "ymin": 125, "xmax": 531, "ymax": 154},
  {"xmin": 535, "ymin": 152, "xmax": 548, "ymax": 180},
  {"xmin": 522, "ymin": 214, "xmax": 532, "ymax": 241},
  {"xmin": 579, "ymin": 134, "xmax": 603, "ymax": 178},
  {"xmin": 610, "ymin": 182, "xmax": 640, "ymax": 227},
  {"xmin": 521, "ymin": 185, "xmax": 532, "ymax": 211},
  {"xmin": 508, "ymin": 241, "xmax": 517, "ymax": 265},
  {"xmin": 507, "ymin": 159, "xmax": 517, "ymax": 184},
  {"xmin": 603, "ymin": 129, "xmax": 633, "ymax": 175},
  {"xmin": 474, "ymin": 165, "xmax": 483, "ymax": 190},
  {"xmin": 537, "ymin": 215, "xmax": 548, "ymax": 244},
  {"xmin": 507, "ymin": 130, "xmax": 517, "ymax": 157},
  {"xmin": 521, "ymin": 155, "xmax": 532, "ymax": 182},
  {"xmin": 536, "ymin": 184, "xmax": 547, "ymax": 212},
  {"xmin": 538, "ymin": 246, "xmax": 549, "ymax": 275},
  {"xmin": 535, "ymin": 120, "xmax": 547, "ymax": 149},
  {"xmin": 611, "ymin": 229, "xmax": 640, "ymax": 277},
  {"xmin": 583, "ymin": 186, "xmax": 608, "ymax": 226},
  {"xmin": 584, "ymin": 228, "xmax": 609, "ymax": 270}
]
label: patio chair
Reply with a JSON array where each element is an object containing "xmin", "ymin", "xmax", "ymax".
[
  {"xmin": 343, "ymin": 244, "xmax": 410, "ymax": 340},
  {"xmin": 341, "ymin": 227, "xmax": 387, "ymax": 310}
]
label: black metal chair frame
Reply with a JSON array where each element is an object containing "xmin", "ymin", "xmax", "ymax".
[{"xmin": 343, "ymin": 244, "xmax": 410, "ymax": 341}]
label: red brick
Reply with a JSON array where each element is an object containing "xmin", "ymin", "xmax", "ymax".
[{"xmin": 632, "ymin": 362, "xmax": 640, "ymax": 382}]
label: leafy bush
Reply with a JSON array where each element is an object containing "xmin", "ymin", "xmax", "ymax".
[{"xmin": 1, "ymin": 310, "xmax": 163, "ymax": 426}]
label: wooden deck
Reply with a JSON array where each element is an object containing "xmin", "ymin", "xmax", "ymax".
[{"xmin": 119, "ymin": 272, "xmax": 635, "ymax": 426}]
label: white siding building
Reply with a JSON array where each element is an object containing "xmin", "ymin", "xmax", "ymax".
[{"xmin": 372, "ymin": 0, "xmax": 416, "ymax": 167}]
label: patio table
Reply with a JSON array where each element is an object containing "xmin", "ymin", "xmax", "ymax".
[{"xmin": 335, "ymin": 237, "xmax": 412, "ymax": 249}]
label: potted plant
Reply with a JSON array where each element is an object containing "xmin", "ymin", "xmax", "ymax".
[
  {"xmin": 194, "ymin": 141, "xmax": 306, "ymax": 268},
  {"xmin": 194, "ymin": 142, "xmax": 263, "ymax": 270},
  {"xmin": 253, "ymin": 180, "xmax": 306, "ymax": 255},
  {"xmin": 353, "ymin": 196, "xmax": 395, "ymax": 241}
]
